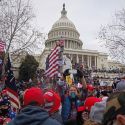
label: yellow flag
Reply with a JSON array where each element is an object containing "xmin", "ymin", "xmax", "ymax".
[{"xmin": 66, "ymin": 75, "xmax": 72, "ymax": 86}]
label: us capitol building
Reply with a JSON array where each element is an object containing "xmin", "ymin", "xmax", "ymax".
[
  {"xmin": 38, "ymin": 4, "xmax": 124, "ymax": 72},
  {"xmin": 12, "ymin": 4, "xmax": 125, "ymax": 78}
]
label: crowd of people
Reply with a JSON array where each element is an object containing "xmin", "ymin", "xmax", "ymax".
[{"xmin": 0, "ymin": 68, "xmax": 125, "ymax": 125}]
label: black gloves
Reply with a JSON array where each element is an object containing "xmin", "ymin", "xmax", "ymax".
[
  {"xmin": 63, "ymin": 69, "xmax": 84, "ymax": 79},
  {"xmin": 76, "ymin": 69, "xmax": 83, "ymax": 78}
]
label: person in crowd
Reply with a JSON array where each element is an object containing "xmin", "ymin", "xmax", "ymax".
[
  {"xmin": 0, "ymin": 80, "xmax": 4, "ymax": 92},
  {"xmin": 61, "ymin": 69, "xmax": 87, "ymax": 125},
  {"xmin": 112, "ymin": 78, "xmax": 121, "ymax": 90},
  {"xmin": 102, "ymin": 91, "xmax": 125, "ymax": 125},
  {"xmin": 116, "ymin": 77, "xmax": 125, "ymax": 92},
  {"xmin": 61, "ymin": 85, "xmax": 81, "ymax": 125},
  {"xmin": 106, "ymin": 86, "xmax": 113, "ymax": 95},
  {"xmin": 89, "ymin": 98, "xmax": 107, "ymax": 125},
  {"xmin": 8, "ymin": 87, "xmax": 62, "ymax": 125},
  {"xmin": 94, "ymin": 85, "xmax": 101, "ymax": 98},
  {"xmin": 86, "ymin": 84, "xmax": 95, "ymax": 97},
  {"xmin": 43, "ymin": 89, "xmax": 63, "ymax": 124},
  {"xmin": 0, "ymin": 91, "xmax": 16, "ymax": 124},
  {"xmin": 77, "ymin": 96, "xmax": 101, "ymax": 125},
  {"xmin": 0, "ymin": 90, "xmax": 16, "ymax": 120}
]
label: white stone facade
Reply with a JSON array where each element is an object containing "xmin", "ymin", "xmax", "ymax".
[{"xmin": 39, "ymin": 4, "xmax": 112, "ymax": 70}]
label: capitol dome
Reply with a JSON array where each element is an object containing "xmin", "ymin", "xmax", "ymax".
[
  {"xmin": 52, "ymin": 7, "xmax": 76, "ymax": 30},
  {"xmin": 45, "ymin": 4, "xmax": 83, "ymax": 49}
]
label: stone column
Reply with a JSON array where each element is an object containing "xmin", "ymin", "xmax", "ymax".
[
  {"xmin": 64, "ymin": 40, "xmax": 65, "ymax": 48},
  {"xmin": 65, "ymin": 40, "xmax": 66, "ymax": 48},
  {"xmin": 69, "ymin": 40, "xmax": 71, "ymax": 48},
  {"xmin": 49, "ymin": 42, "xmax": 50, "ymax": 48},
  {"xmin": 88, "ymin": 56, "xmax": 89, "ymax": 67},
  {"xmin": 70, "ymin": 54, "xmax": 73, "ymax": 61},
  {"xmin": 95, "ymin": 56, "xmax": 96, "ymax": 67},
  {"xmin": 87, "ymin": 56, "xmax": 89, "ymax": 68},
  {"xmin": 82, "ymin": 55, "xmax": 84, "ymax": 64},
  {"xmin": 96, "ymin": 56, "xmax": 97, "ymax": 68},
  {"xmin": 77, "ymin": 54, "xmax": 79, "ymax": 63},
  {"xmin": 67, "ymin": 40, "xmax": 69, "ymax": 48},
  {"xmin": 90, "ymin": 56, "xmax": 91, "ymax": 68},
  {"xmin": 50, "ymin": 42, "xmax": 51, "ymax": 48}
]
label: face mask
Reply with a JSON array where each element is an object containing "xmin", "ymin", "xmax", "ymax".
[
  {"xmin": 44, "ymin": 102, "xmax": 54, "ymax": 112},
  {"xmin": 70, "ymin": 92, "xmax": 76, "ymax": 99}
]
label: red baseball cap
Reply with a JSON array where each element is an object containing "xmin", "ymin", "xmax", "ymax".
[
  {"xmin": 43, "ymin": 90, "xmax": 61, "ymax": 113},
  {"xmin": 78, "ymin": 97, "xmax": 101, "ymax": 112},
  {"xmin": 87, "ymin": 85, "xmax": 95, "ymax": 91},
  {"xmin": 23, "ymin": 87, "xmax": 44, "ymax": 106}
]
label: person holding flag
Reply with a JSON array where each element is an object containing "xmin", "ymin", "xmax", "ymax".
[{"xmin": 4, "ymin": 54, "xmax": 20, "ymax": 111}]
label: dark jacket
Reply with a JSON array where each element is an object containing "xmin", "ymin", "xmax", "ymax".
[
  {"xmin": 51, "ymin": 111, "xmax": 63, "ymax": 125},
  {"xmin": 8, "ymin": 105, "xmax": 61, "ymax": 125}
]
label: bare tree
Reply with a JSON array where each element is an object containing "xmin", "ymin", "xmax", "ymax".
[
  {"xmin": 0, "ymin": 0, "xmax": 45, "ymax": 57},
  {"xmin": 99, "ymin": 9, "xmax": 125, "ymax": 63}
]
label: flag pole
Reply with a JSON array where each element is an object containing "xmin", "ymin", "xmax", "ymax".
[
  {"xmin": 58, "ymin": 37, "xmax": 64, "ymax": 76},
  {"xmin": 1, "ymin": 39, "xmax": 12, "ymax": 81},
  {"xmin": 56, "ymin": 37, "xmax": 64, "ymax": 92}
]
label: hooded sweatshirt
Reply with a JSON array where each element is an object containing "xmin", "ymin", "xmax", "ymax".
[{"xmin": 8, "ymin": 105, "xmax": 61, "ymax": 125}]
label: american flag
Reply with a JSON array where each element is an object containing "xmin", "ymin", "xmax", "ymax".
[
  {"xmin": 0, "ymin": 40, "xmax": 6, "ymax": 52},
  {"xmin": 45, "ymin": 45, "xmax": 60, "ymax": 78},
  {"xmin": 5, "ymin": 54, "xmax": 20, "ymax": 109}
]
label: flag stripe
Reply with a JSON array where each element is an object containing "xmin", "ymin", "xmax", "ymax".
[
  {"xmin": 7, "ymin": 88, "xmax": 19, "ymax": 101},
  {"xmin": 45, "ymin": 62, "xmax": 58, "ymax": 74},
  {"xmin": 49, "ymin": 46, "xmax": 59, "ymax": 59},
  {"xmin": 49, "ymin": 53, "xmax": 59, "ymax": 63},
  {"xmin": 0, "ymin": 40, "xmax": 6, "ymax": 52},
  {"xmin": 49, "ymin": 47, "xmax": 59, "ymax": 61},
  {"xmin": 10, "ymin": 101, "xmax": 19, "ymax": 109},
  {"xmin": 45, "ymin": 44, "xmax": 60, "ymax": 78},
  {"xmin": 49, "ymin": 56, "xmax": 59, "ymax": 67},
  {"xmin": 9, "ymin": 96, "xmax": 20, "ymax": 108},
  {"xmin": 49, "ymin": 69, "xmax": 58, "ymax": 78},
  {"xmin": 47, "ymin": 65, "xmax": 58, "ymax": 77}
]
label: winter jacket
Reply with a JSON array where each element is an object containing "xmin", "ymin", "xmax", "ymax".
[
  {"xmin": 61, "ymin": 96, "xmax": 80, "ymax": 122},
  {"xmin": 8, "ymin": 105, "xmax": 61, "ymax": 125},
  {"xmin": 51, "ymin": 111, "xmax": 63, "ymax": 125}
]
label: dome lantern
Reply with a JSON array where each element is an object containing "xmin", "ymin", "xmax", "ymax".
[{"xmin": 61, "ymin": 3, "xmax": 67, "ymax": 18}]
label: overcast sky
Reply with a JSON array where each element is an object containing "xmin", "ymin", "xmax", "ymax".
[{"xmin": 31, "ymin": 0, "xmax": 125, "ymax": 53}]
